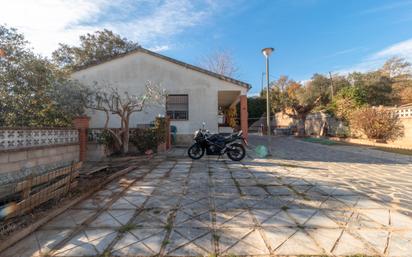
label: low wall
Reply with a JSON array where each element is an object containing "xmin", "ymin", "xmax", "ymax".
[
  {"xmin": 0, "ymin": 129, "xmax": 80, "ymax": 180},
  {"xmin": 305, "ymin": 113, "xmax": 348, "ymax": 137},
  {"xmin": 304, "ymin": 111, "xmax": 412, "ymax": 148},
  {"xmin": 0, "ymin": 144, "xmax": 80, "ymax": 174}
]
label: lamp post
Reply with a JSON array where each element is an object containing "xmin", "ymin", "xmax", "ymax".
[{"xmin": 262, "ymin": 47, "xmax": 274, "ymax": 156}]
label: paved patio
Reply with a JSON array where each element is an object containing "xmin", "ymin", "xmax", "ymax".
[{"xmin": 3, "ymin": 136, "xmax": 412, "ymax": 257}]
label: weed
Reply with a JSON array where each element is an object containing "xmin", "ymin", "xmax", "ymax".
[
  {"xmin": 162, "ymin": 239, "xmax": 170, "ymax": 246},
  {"xmin": 277, "ymin": 163, "xmax": 301, "ymax": 168},
  {"xmin": 101, "ymin": 250, "xmax": 112, "ymax": 257},
  {"xmin": 164, "ymin": 222, "xmax": 173, "ymax": 231},
  {"xmin": 281, "ymin": 205, "xmax": 289, "ymax": 211},
  {"xmin": 117, "ymin": 223, "xmax": 138, "ymax": 233},
  {"xmin": 212, "ymin": 234, "xmax": 220, "ymax": 241}
]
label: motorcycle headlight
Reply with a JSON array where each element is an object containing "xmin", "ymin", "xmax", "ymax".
[{"xmin": 194, "ymin": 130, "xmax": 199, "ymax": 139}]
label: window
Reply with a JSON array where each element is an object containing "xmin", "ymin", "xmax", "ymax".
[{"xmin": 166, "ymin": 94, "xmax": 188, "ymax": 120}]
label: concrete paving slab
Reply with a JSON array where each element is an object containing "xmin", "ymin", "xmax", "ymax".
[
  {"xmin": 306, "ymin": 228, "xmax": 343, "ymax": 254},
  {"xmin": 4, "ymin": 139, "xmax": 412, "ymax": 256},
  {"xmin": 274, "ymin": 230, "xmax": 324, "ymax": 255},
  {"xmin": 223, "ymin": 230, "xmax": 269, "ymax": 255},
  {"xmin": 332, "ymin": 231, "xmax": 375, "ymax": 256}
]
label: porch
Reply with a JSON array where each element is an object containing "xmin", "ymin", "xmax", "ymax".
[{"xmin": 217, "ymin": 90, "xmax": 248, "ymax": 138}]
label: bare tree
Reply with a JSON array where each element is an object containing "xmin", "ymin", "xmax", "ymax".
[
  {"xmin": 200, "ymin": 50, "xmax": 239, "ymax": 78},
  {"xmin": 84, "ymin": 81, "xmax": 166, "ymax": 154}
]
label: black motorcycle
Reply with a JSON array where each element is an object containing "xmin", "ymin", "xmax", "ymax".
[{"xmin": 187, "ymin": 126, "xmax": 247, "ymax": 161}]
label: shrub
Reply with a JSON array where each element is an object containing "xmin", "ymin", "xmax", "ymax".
[
  {"xmin": 97, "ymin": 130, "xmax": 116, "ymax": 146},
  {"xmin": 129, "ymin": 117, "xmax": 169, "ymax": 153},
  {"xmin": 154, "ymin": 117, "xmax": 167, "ymax": 143},
  {"xmin": 130, "ymin": 128, "xmax": 158, "ymax": 153},
  {"xmin": 329, "ymin": 86, "xmax": 366, "ymax": 121},
  {"xmin": 350, "ymin": 106, "xmax": 403, "ymax": 142}
]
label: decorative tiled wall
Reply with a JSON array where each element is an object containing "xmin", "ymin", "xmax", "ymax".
[
  {"xmin": 394, "ymin": 107, "xmax": 412, "ymax": 118},
  {"xmin": 0, "ymin": 129, "xmax": 79, "ymax": 151}
]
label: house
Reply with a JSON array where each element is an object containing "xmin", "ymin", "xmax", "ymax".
[{"xmin": 71, "ymin": 47, "xmax": 250, "ymax": 144}]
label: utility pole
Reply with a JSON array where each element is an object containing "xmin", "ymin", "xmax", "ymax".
[
  {"xmin": 329, "ymin": 72, "xmax": 334, "ymax": 101},
  {"xmin": 261, "ymin": 72, "xmax": 265, "ymax": 96}
]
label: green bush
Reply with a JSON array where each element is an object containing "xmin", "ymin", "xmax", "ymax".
[
  {"xmin": 130, "ymin": 117, "xmax": 168, "ymax": 153},
  {"xmin": 130, "ymin": 128, "xmax": 158, "ymax": 153},
  {"xmin": 97, "ymin": 130, "xmax": 116, "ymax": 147},
  {"xmin": 154, "ymin": 117, "xmax": 167, "ymax": 143}
]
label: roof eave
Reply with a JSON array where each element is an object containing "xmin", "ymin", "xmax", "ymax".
[{"xmin": 72, "ymin": 47, "xmax": 251, "ymax": 90}]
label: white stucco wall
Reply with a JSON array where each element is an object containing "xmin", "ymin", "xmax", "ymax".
[{"xmin": 71, "ymin": 52, "xmax": 247, "ymax": 136}]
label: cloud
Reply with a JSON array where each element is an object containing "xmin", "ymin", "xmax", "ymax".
[
  {"xmin": 374, "ymin": 38, "xmax": 412, "ymax": 59},
  {"xmin": 147, "ymin": 45, "xmax": 170, "ymax": 52},
  {"xmin": 321, "ymin": 47, "xmax": 366, "ymax": 59},
  {"xmin": 1, "ymin": 0, "xmax": 109, "ymax": 55},
  {"xmin": 0, "ymin": 0, "xmax": 229, "ymax": 56},
  {"xmin": 360, "ymin": 1, "xmax": 412, "ymax": 14},
  {"xmin": 335, "ymin": 38, "xmax": 412, "ymax": 74}
]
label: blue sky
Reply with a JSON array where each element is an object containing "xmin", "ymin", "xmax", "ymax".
[{"xmin": 2, "ymin": 0, "xmax": 412, "ymax": 95}]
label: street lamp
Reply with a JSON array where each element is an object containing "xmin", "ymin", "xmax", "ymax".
[{"xmin": 262, "ymin": 47, "xmax": 274, "ymax": 156}]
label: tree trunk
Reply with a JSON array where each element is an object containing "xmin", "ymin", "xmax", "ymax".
[
  {"xmin": 122, "ymin": 121, "xmax": 130, "ymax": 154},
  {"xmin": 296, "ymin": 115, "xmax": 306, "ymax": 137}
]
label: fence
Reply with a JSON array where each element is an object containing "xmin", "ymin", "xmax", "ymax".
[
  {"xmin": 0, "ymin": 162, "xmax": 81, "ymax": 220},
  {"xmin": 391, "ymin": 105, "xmax": 412, "ymax": 119}
]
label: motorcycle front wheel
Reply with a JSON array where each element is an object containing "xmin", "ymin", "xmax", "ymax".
[
  {"xmin": 226, "ymin": 143, "xmax": 246, "ymax": 161},
  {"xmin": 188, "ymin": 143, "xmax": 205, "ymax": 160}
]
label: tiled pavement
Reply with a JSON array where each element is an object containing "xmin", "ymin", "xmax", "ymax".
[{"xmin": 3, "ymin": 136, "xmax": 412, "ymax": 257}]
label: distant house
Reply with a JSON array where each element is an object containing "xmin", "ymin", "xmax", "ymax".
[{"xmin": 71, "ymin": 47, "xmax": 250, "ymax": 144}]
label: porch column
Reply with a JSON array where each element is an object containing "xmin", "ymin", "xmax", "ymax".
[{"xmin": 240, "ymin": 95, "xmax": 248, "ymax": 140}]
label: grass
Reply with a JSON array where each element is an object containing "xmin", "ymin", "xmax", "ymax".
[
  {"xmin": 117, "ymin": 223, "xmax": 139, "ymax": 233},
  {"xmin": 101, "ymin": 251, "xmax": 112, "ymax": 257},
  {"xmin": 281, "ymin": 205, "xmax": 289, "ymax": 211},
  {"xmin": 162, "ymin": 239, "xmax": 170, "ymax": 246},
  {"xmin": 164, "ymin": 222, "xmax": 173, "ymax": 232},
  {"xmin": 302, "ymin": 137, "xmax": 338, "ymax": 145}
]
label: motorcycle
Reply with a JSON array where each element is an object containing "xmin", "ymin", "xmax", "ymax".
[{"xmin": 187, "ymin": 124, "xmax": 247, "ymax": 161}]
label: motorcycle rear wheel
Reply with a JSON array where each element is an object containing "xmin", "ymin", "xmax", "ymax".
[
  {"xmin": 188, "ymin": 144, "xmax": 205, "ymax": 160},
  {"xmin": 226, "ymin": 143, "xmax": 246, "ymax": 161}
]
